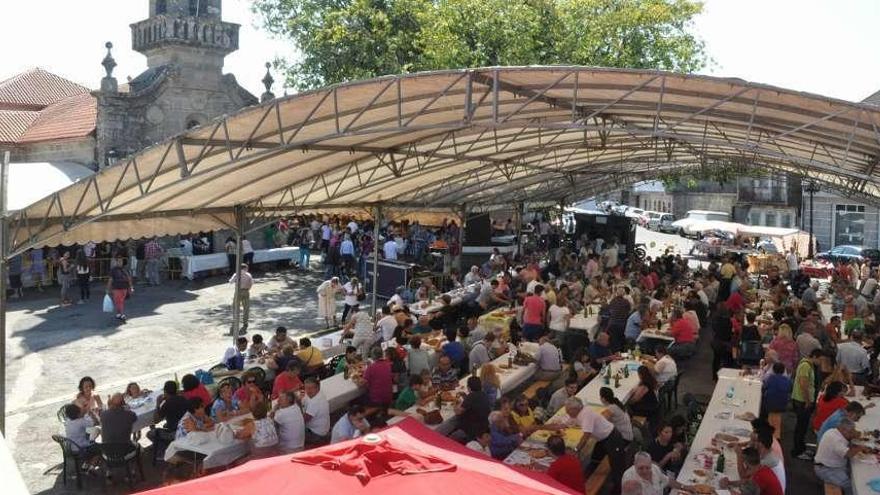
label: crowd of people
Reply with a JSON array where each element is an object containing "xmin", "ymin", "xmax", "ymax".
[{"xmin": 55, "ymin": 211, "xmax": 880, "ymax": 495}]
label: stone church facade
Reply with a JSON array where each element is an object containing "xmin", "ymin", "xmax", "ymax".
[
  {"xmin": 0, "ymin": 0, "xmax": 264, "ymax": 170},
  {"xmin": 95, "ymin": 0, "xmax": 259, "ymax": 167}
]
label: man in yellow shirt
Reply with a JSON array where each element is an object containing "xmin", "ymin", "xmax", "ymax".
[
  {"xmin": 296, "ymin": 337, "xmax": 325, "ymax": 374},
  {"xmin": 791, "ymin": 348, "xmax": 822, "ymax": 459}
]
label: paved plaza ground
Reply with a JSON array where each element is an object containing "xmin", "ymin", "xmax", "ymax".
[{"xmin": 4, "ymin": 228, "xmax": 819, "ymax": 494}]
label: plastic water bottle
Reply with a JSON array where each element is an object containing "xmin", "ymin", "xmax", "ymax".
[{"xmin": 726, "ymin": 385, "xmax": 735, "ymax": 399}]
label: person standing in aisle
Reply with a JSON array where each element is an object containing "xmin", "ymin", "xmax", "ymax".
[
  {"xmin": 229, "ymin": 264, "xmax": 254, "ymax": 334},
  {"xmin": 144, "ymin": 237, "xmax": 164, "ymax": 286},
  {"xmin": 75, "ymin": 249, "xmax": 91, "ymax": 304}
]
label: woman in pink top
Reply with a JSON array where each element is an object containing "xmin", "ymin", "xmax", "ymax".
[
  {"xmin": 768, "ymin": 324, "xmax": 798, "ymax": 373},
  {"xmin": 522, "ymin": 285, "xmax": 547, "ymax": 342}
]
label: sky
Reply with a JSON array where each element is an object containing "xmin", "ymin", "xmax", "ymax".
[{"xmin": 0, "ymin": 0, "xmax": 878, "ymax": 102}]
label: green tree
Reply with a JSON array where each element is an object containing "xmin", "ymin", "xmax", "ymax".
[{"xmin": 253, "ymin": 0, "xmax": 708, "ymax": 90}]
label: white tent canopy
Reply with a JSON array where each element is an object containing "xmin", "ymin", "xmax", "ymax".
[
  {"xmin": 8, "ymin": 161, "xmax": 94, "ymax": 211},
  {"xmin": 6, "ymin": 66, "xmax": 880, "ymax": 256}
]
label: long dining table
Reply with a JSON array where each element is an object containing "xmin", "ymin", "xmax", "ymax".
[
  {"xmin": 850, "ymin": 386, "xmax": 880, "ymax": 495},
  {"xmin": 677, "ymin": 368, "xmax": 763, "ymax": 489}
]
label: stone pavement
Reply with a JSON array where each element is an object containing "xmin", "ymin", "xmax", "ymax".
[{"xmin": 5, "ymin": 263, "xmax": 331, "ymax": 494}]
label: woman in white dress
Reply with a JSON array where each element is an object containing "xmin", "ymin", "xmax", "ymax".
[{"xmin": 317, "ymin": 277, "xmax": 342, "ymax": 328}]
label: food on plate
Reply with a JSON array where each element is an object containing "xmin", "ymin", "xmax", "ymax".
[
  {"xmin": 715, "ymin": 433, "xmax": 739, "ymax": 443},
  {"xmin": 440, "ymin": 391, "xmax": 457, "ymax": 402},
  {"xmin": 692, "ymin": 484, "xmax": 714, "ymax": 494},
  {"xmin": 499, "ymin": 364, "xmax": 512, "ymax": 370},
  {"xmin": 529, "ymin": 448, "xmax": 549, "ymax": 459},
  {"xmin": 692, "ymin": 469, "xmax": 707, "ymax": 477},
  {"xmin": 735, "ymin": 412, "xmax": 757, "ymax": 421},
  {"xmin": 426, "ymin": 338, "xmax": 441, "ymax": 347},
  {"xmin": 704, "ymin": 447, "xmax": 721, "ymax": 455}
]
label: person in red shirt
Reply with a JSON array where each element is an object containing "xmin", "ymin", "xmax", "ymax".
[
  {"xmin": 360, "ymin": 347, "xmax": 394, "ymax": 407},
  {"xmin": 272, "ymin": 362, "xmax": 303, "ymax": 399},
  {"xmin": 726, "ymin": 288, "xmax": 746, "ymax": 313},
  {"xmin": 721, "ymin": 447, "xmax": 783, "ymax": 495},
  {"xmin": 812, "ymin": 381, "xmax": 849, "ymax": 432},
  {"xmin": 545, "ymin": 435, "xmax": 584, "ymax": 492},
  {"xmin": 667, "ymin": 308, "xmax": 697, "ymax": 360},
  {"xmin": 181, "ymin": 374, "xmax": 212, "ymax": 406},
  {"xmin": 522, "ymin": 285, "xmax": 547, "ymax": 341}
]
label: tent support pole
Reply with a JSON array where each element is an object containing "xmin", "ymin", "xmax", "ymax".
[
  {"xmin": 230, "ymin": 205, "xmax": 244, "ymax": 343},
  {"xmin": 371, "ymin": 205, "xmax": 382, "ymax": 315},
  {"xmin": 0, "ymin": 150, "xmax": 8, "ymax": 435},
  {"xmin": 457, "ymin": 204, "xmax": 467, "ymax": 274},
  {"xmin": 515, "ymin": 202, "xmax": 524, "ymax": 260}
]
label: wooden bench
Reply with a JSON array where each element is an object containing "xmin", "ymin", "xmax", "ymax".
[
  {"xmin": 824, "ymin": 483, "xmax": 843, "ymax": 495},
  {"xmin": 767, "ymin": 412, "xmax": 783, "ymax": 440},
  {"xmin": 522, "ymin": 380, "xmax": 551, "ymax": 400},
  {"xmin": 584, "ymin": 457, "xmax": 610, "ymax": 495}
]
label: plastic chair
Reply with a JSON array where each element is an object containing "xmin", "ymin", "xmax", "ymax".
[
  {"xmin": 209, "ymin": 363, "xmax": 229, "ymax": 375},
  {"xmin": 52, "ymin": 434, "xmax": 95, "ymax": 490},
  {"xmin": 99, "ymin": 443, "xmax": 144, "ymax": 489},
  {"xmin": 57, "ymin": 405, "xmax": 69, "ymax": 424}
]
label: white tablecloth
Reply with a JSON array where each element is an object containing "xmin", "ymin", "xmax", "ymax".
[
  {"xmin": 387, "ymin": 350, "xmax": 537, "ymax": 435},
  {"xmin": 409, "ymin": 283, "xmax": 481, "ymax": 316},
  {"xmin": 180, "ymin": 247, "xmax": 299, "ymax": 279},
  {"xmin": 578, "ymin": 360, "xmax": 642, "ymax": 407},
  {"xmin": 851, "ymin": 386, "xmax": 880, "ymax": 495},
  {"xmin": 678, "ymin": 369, "xmax": 763, "ymax": 487},
  {"xmin": 130, "ymin": 391, "xmax": 163, "ymax": 431},
  {"xmin": 164, "ymin": 415, "xmax": 251, "ymax": 470},
  {"xmin": 567, "ymin": 306, "xmax": 601, "ymax": 340}
]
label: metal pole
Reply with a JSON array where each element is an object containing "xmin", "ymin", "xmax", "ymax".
[
  {"xmin": 370, "ymin": 205, "xmax": 381, "ymax": 315},
  {"xmin": 457, "ymin": 204, "xmax": 467, "ymax": 274},
  {"xmin": 515, "ymin": 202, "xmax": 524, "ymax": 260},
  {"xmin": 0, "ymin": 150, "xmax": 8, "ymax": 435},
  {"xmin": 230, "ymin": 205, "xmax": 244, "ymax": 342},
  {"xmin": 808, "ymin": 187, "xmax": 815, "ymax": 258}
]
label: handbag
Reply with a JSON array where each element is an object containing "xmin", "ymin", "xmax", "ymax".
[
  {"xmin": 102, "ymin": 294, "xmax": 114, "ymax": 313},
  {"xmin": 216, "ymin": 423, "xmax": 235, "ymax": 445}
]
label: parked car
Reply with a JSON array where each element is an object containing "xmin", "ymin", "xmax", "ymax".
[
  {"xmin": 670, "ymin": 210, "xmax": 731, "ymax": 237},
  {"xmin": 814, "ymin": 245, "xmax": 880, "ymax": 265},
  {"xmin": 646, "ymin": 211, "xmax": 676, "ymax": 232},
  {"xmin": 624, "ymin": 207, "xmax": 649, "ymax": 226}
]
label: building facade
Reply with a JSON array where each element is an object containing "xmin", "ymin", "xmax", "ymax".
[{"xmin": 733, "ymin": 173, "xmax": 801, "ymax": 228}]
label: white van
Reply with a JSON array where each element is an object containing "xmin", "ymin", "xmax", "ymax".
[{"xmin": 670, "ymin": 210, "xmax": 731, "ymax": 236}]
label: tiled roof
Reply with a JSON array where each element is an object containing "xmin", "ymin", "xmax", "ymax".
[
  {"xmin": 0, "ymin": 68, "xmax": 90, "ymax": 109},
  {"xmin": 18, "ymin": 92, "xmax": 96, "ymax": 143},
  {"xmin": 864, "ymin": 89, "xmax": 880, "ymax": 106},
  {"xmin": 0, "ymin": 110, "xmax": 39, "ymax": 144}
]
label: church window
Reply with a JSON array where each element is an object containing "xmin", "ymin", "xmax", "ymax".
[
  {"xmin": 186, "ymin": 119, "xmax": 202, "ymax": 129},
  {"xmin": 189, "ymin": 0, "xmax": 199, "ymax": 16}
]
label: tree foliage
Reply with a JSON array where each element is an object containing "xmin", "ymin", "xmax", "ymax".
[{"xmin": 253, "ymin": 0, "xmax": 708, "ymax": 90}]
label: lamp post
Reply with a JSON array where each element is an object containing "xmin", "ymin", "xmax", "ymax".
[{"xmin": 805, "ymin": 181, "xmax": 820, "ymax": 258}]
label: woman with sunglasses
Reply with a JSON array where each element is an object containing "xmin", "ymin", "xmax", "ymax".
[{"xmin": 233, "ymin": 372, "xmax": 266, "ymax": 413}]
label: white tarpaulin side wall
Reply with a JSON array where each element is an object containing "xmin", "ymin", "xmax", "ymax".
[
  {"xmin": 1, "ymin": 432, "xmax": 29, "ymax": 495},
  {"xmin": 8, "ymin": 161, "xmax": 94, "ymax": 211},
  {"xmin": 8, "ymin": 67, "xmax": 880, "ymax": 256}
]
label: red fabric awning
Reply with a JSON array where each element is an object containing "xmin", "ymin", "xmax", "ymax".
[{"xmin": 139, "ymin": 417, "xmax": 579, "ymax": 495}]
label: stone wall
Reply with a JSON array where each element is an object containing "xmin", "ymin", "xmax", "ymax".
[
  {"xmin": 803, "ymin": 192, "xmax": 879, "ymax": 251},
  {"xmin": 671, "ymin": 192, "xmax": 737, "ymax": 219},
  {"xmin": 10, "ymin": 137, "xmax": 96, "ymax": 168}
]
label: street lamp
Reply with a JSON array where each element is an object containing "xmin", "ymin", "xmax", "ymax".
[{"xmin": 804, "ymin": 181, "xmax": 820, "ymax": 258}]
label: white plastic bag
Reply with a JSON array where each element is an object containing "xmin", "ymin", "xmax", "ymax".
[
  {"xmin": 216, "ymin": 423, "xmax": 235, "ymax": 445},
  {"xmin": 102, "ymin": 294, "xmax": 114, "ymax": 313}
]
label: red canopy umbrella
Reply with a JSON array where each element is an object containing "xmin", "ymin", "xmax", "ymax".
[{"xmin": 140, "ymin": 418, "xmax": 579, "ymax": 495}]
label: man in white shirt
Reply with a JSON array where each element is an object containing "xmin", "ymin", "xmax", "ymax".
[
  {"xmin": 347, "ymin": 220, "xmax": 359, "ymax": 234},
  {"xmin": 228, "ymin": 263, "xmax": 254, "ymax": 333},
  {"xmin": 622, "ymin": 452, "xmax": 691, "ymax": 495},
  {"xmin": 376, "ymin": 306, "xmax": 398, "ymax": 342},
  {"xmin": 383, "ymin": 238, "xmax": 398, "ymax": 260},
  {"xmin": 547, "ymin": 377, "xmax": 579, "ymax": 415},
  {"xmin": 786, "ymin": 248, "xmax": 799, "ymax": 275},
  {"xmin": 533, "ymin": 336, "xmax": 563, "ymax": 381},
  {"xmin": 555, "ymin": 397, "xmax": 627, "ymax": 491},
  {"xmin": 273, "ymin": 391, "xmax": 305, "ymax": 453},
  {"xmin": 468, "ymin": 331, "xmax": 495, "ymax": 371},
  {"xmin": 814, "ymin": 418, "xmax": 866, "ymax": 495},
  {"xmin": 653, "ymin": 345, "xmax": 678, "ymax": 387},
  {"xmin": 602, "ymin": 241, "xmax": 619, "ymax": 270},
  {"xmin": 302, "ymin": 378, "xmax": 331, "ymax": 445},
  {"xmin": 464, "ymin": 266, "xmax": 482, "ymax": 285},
  {"xmin": 836, "ymin": 331, "xmax": 871, "ymax": 377},
  {"xmin": 465, "ymin": 430, "xmax": 491, "ymax": 456}
]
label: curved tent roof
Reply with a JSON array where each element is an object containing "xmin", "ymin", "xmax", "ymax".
[{"xmin": 7, "ymin": 66, "xmax": 880, "ymax": 255}]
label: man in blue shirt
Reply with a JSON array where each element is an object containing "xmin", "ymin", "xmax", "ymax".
[
  {"xmin": 330, "ymin": 404, "xmax": 370, "ymax": 444},
  {"xmin": 339, "ymin": 234, "xmax": 356, "ymax": 276},
  {"xmin": 761, "ymin": 363, "xmax": 792, "ymax": 415},
  {"xmin": 624, "ymin": 307, "xmax": 646, "ymax": 346},
  {"xmin": 589, "ymin": 331, "xmax": 617, "ymax": 364},
  {"xmin": 222, "ymin": 337, "xmax": 248, "ymax": 370},
  {"xmin": 441, "ymin": 328, "xmax": 466, "ymax": 369},
  {"xmin": 817, "ymin": 402, "xmax": 866, "ymax": 443}
]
